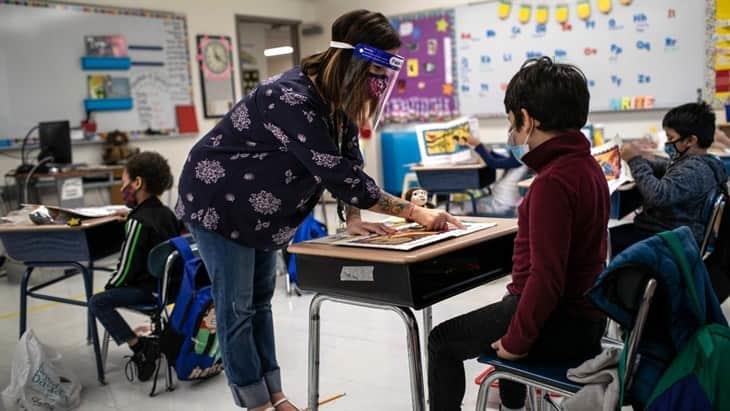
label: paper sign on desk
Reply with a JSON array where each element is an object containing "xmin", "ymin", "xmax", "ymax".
[{"xmin": 60, "ymin": 178, "xmax": 84, "ymax": 201}]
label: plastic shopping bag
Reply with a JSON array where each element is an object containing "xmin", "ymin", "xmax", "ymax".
[{"xmin": 2, "ymin": 329, "xmax": 82, "ymax": 411}]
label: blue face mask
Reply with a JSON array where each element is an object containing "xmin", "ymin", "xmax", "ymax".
[
  {"xmin": 507, "ymin": 128, "xmax": 531, "ymax": 164},
  {"xmin": 664, "ymin": 139, "xmax": 687, "ymax": 161}
]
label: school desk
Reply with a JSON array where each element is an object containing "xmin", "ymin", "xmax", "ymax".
[
  {"xmin": 288, "ymin": 217, "xmax": 518, "ymax": 411},
  {"xmin": 0, "ymin": 214, "xmax": 125, "ymax": 384}
]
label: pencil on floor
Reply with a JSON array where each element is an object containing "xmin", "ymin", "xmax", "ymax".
[{"xmin": 303, "ymin": 393, "xmax": 346, "ymax": 410}]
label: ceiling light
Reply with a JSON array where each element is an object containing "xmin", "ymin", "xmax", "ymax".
[{"xmin": 264, "ymin": 46, "xmax": 293, "ymax": 57}]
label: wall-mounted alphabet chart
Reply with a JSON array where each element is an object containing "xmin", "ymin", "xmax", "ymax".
[{"xmin": 454, "ymin": 0, "xmax": 710, "ymax": 116}]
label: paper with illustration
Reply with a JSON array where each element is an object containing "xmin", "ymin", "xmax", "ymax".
[
  {"xmin": 415, "ymin": 117, "xmax": 476, "ymax": 166},
  {"xmin": 591, "ymin": 142, "xmax": 633, "ymax": 194},
  {"xmin": 329, "ymin": 221, "xmax": 496, "ymax": 251}
]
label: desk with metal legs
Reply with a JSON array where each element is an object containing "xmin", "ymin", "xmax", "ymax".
[
  {"xmin": 0, "ymin": 215, "xmax": 125, "ymax": 384},
  {"xmin": 288, "ymin": 217, "xmax": 518, "ymax": 411}
]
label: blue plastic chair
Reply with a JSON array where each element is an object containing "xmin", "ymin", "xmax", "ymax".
[
  {"xmin": 100, "ymin": 234, "xmax": 197, "ymax": 395},
  {"xmin": 475, "ymin": 269, "xmax": 657, "ymax": 410}
]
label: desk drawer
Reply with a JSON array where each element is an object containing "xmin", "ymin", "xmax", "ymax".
[
  {"xmin": 0, "ymin": 231, "xmax": 91, "ymax": 262},
  {"xmin": 415, "ymin": 167, "xmax": 496, "ymax": 192},
  {"xmin": 0, "ymin": 221, "xmax": 124, "ymax": 263},
  {"xmin": 410, "ymin": 233, "xmax": 514, "ymax": 308},
  {"xmin": 297, "ymin": 256, "xmax": 415, "ymax": 306},
  {"xmin": 296, "ymin": 232, "xmax": 515, "ymax": 309}
]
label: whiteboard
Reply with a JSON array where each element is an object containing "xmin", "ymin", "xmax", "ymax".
[
  {"xmin": 0, "ymin": 1, "xmax": 192, "ymax": 139},
  {"xmin": 455, "ymin": 0, "xmax": 709, "ymax": 116}
]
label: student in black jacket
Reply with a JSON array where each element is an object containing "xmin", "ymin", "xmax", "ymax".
[{"xmin": 89, "ymin": 152, "xmax": 181, "ymax": 381}]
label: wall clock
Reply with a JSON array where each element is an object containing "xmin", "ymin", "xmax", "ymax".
[{"xmin": 196, "ymin": 35, "xmax": 236, "ymax": 118}]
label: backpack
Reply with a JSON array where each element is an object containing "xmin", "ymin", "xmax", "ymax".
[
  {"xmin": 589, "ymin": 227, "xmax": 727, "ymax": 409},
  {"xmin": 286, "ymin": 213, "xmax": 327, "ymax": 285},
  {"xmin": 646, "ymin": 232, "xmax": 730, "ymax": 410},
  {"xmin": 160, "ymin": 237, "xmax": 223, "ymax": 382}
]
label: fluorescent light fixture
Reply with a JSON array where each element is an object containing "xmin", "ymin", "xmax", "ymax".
[{"xmin": 264, "ymin": 46, "xmax": 293, "ymax": 57}]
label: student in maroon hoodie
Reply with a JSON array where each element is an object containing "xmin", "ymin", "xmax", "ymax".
[{"xmin": 428, "ymin": 57, "xmax": 609, "ymax": 411}]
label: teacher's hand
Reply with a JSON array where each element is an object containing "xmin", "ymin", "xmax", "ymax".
[
  {"xmin": 346, "ymin": 220, "xmax": 397, "ymax": 236},
  {"xmin": 411, "ymin": 207, "xmax": 465, "ymax": 231}
]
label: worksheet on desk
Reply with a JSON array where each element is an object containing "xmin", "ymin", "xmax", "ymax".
[
  {"xmin": 327, "ymin": 222, "xmax": 496, "ymax": 251},
  {"xmin": 35, "ymin": 205, "xmax": 130, "ymax": 218}
]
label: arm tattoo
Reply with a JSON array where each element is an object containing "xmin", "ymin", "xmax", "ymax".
[
  {"xmin": 345, "ymin": 205, "xmax": 361, "ymax": 220},
  {"xmin": 372, "ymin": 190, "xmax": 410, "ymax": 216}
]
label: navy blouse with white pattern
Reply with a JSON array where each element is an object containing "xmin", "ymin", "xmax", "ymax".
[{"xmin": 177, "ymin": 67, "xmax": 380, "ymax": 250}]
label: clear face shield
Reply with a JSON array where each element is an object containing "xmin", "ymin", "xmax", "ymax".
[{"xmin": 330, "ymin": 41, "xmax": 404, "ymax": 131}]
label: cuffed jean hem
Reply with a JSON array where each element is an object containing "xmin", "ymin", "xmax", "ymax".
[
  {"xmin": 230, "ymin": 379, "xmax": 271, "ymax": 408},
  {"xmin": 264, "ymin": 368, "xmax": 282, "ymax": 395}
]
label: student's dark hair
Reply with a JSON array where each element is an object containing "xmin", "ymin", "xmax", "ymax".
[
  {"xmin": 662, "ymin": 102, "xmax": 716, "ymax": 148},
  {"xmin": 125, "ymin": 151, "xmax": 173, "ymax": 196},
  {"xmin": 301, "ymin": 10, "xmax": 401, "ymax": 125},
  {"xmin": 504, "ymin": 56, "xmax": 590, "ymax": 131}
]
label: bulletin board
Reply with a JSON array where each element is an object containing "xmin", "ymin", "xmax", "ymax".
[
  {"xmin": 383, "ymin": 10, "xmax": 459, "ymax": 123},
  {"xmin": 715, "ymin": 0, "xmax": 730, "ymax": 104},
  {"xmin": 0, "ymin": 0, "xmax": 193, "ymax": 140},
  {"xmin": 454, "ymin": 0, "xmax": 711, "ymax": 117}
]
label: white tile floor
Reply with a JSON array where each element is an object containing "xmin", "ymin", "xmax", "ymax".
[
  {"xmin": 3, "ymin": 200, "xmax": 727, "ymax": 411},
  {"xmin": 0, "ymin": 257, "xmax": 510, "ymax": 411}
]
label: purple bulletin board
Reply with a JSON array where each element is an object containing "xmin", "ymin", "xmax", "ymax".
[{"xmin": 384, "ymin": 10, "xmax": 459, "ymax": 124}]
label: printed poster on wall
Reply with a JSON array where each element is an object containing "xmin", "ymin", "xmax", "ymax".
[{"xmin": 384, "ymin": 10, "xmax": 459, "ymax": 123}]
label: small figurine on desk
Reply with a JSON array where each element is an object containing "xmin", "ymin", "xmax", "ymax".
[
  {"xmin": 404, "ymin": 187, "xmax": 435, "ymax": 209},
  {"xmin": 102, "ymin": 130, "xmax": 139, "ymax": 165}
]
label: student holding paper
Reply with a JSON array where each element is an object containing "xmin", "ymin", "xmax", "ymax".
[
  {"xmin": 428, "ymin": 57, "xmax": 609, "ymax": 411},
  {"xmin": 613, "ymin": 102, "xmax": 727, "ymax": 256}
]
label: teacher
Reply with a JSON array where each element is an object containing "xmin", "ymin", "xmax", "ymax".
[{"xmin": 177, "ymin": 9, "xmax": 461, "ymax": 411}]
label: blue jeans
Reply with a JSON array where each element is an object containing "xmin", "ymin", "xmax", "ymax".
[
  {"xmin": 188, "ymin": 224, "xmax": 280, "ymax": 409},
  {"xmin": 89, "ymin": 287, "xmax": 156, "ymax": 345}
]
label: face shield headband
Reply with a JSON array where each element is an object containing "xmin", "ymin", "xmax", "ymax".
[{"xmin": 329, "ymin": 41, "xmax": 404, "ymax": 130}]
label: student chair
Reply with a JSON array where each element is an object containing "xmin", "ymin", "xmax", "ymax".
[
  {"xmin": 700, "ymin": 192, "xmax": 727, "ymax": 260},
  {"xmin": 474, "ymin": 268, "xmax": 658, "ymax": 411},
  {"xmin": 100, "ymin": 234, "xmax": 197, "ymax": 395}
]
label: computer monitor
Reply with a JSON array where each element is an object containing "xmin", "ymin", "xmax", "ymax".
[{"xmin": 38, "ymin": 120, "xmax": 71, "ymax": 165}]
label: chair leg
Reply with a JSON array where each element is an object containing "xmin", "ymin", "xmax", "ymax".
[
  {"xmin": 476, "ymin": 372, "xmax": 499, "ymax": 411},
  {"xmin": 165, "ymin": 354, "xmax": 176, "ymax": 392},
  {"xmin": 527, "ymin": 387, "xmax": 539, "ymax": 411},
  {"xmin": 86, "ymin": 261, "xmax": 95, "ymax": 344},
  {"xmin": 101, "ymin": 329, "xmax": 110, "ymax": 371},
  {"xmin": 19, "ymin": 266, "xmax": 33, "ymax": 338},
  {"xmin": 543, "ymin": 393, "xmax": 561, "ymax": 411}
]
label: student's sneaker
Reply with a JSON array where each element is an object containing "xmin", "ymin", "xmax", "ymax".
[{"xmin": 125, "ymin": 336, "xmax": 160, "ymax": 382}]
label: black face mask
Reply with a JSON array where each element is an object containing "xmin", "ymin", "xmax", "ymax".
[{"xmin": 664, "ymin": 137, "xmax": 689, "ymax": 160}]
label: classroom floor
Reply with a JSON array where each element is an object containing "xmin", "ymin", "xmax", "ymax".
[
  {"xmin": 0, "ymin": 256, "xmax": 510, "ymax": 411},
  {"xmin": 2, "ymin": 202, "xmax": 727, "ymax": 411}
]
